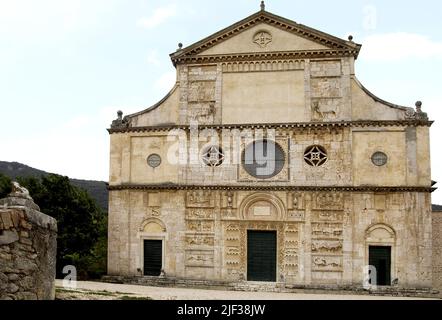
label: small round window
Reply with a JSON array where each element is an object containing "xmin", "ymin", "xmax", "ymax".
[
  {"xmin": 242, "ymin": 140, "xmax": 285, "ymax": 179},
  {"xmin": 147, "ymin": 154, "xmax": 162, "ymax": 168},
  {"xmin": 371, "ymin": 152, "xmax": 388, "ymax": 166},
  {"xmin": 304, "ymin": 145, "xmax": 328, "ymax": 167},
  {"xmin": 202, "ymin": 146, "xmax": 224, "ymax": 167}
]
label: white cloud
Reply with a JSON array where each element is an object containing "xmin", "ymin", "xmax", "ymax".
[
  {"xmin": 154, "ymin": 71, "xmax": 176, "ymax": 93},
  {"xmin": 137, "ymin": 4, "xmax": 177, "ymax": 29},
  {"xmin": 146, "ymin": 49, "xmax": 160, "ymax": 66},
  {"xmin": 360, "ymin": 32, "xmax": 442, "ymax": 61}
]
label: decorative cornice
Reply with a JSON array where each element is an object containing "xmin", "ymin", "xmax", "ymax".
[
  {"xmin": 172, "ymin": 50, "xmax": 359, "ymax": 66},
  {"xmin": 108, "ymin": 184, "xmax": 436, "ymax": 193},
  {"xmin": 170, "ymin": 10, "xmax": 361, "ymax": 66},
  {"xmin": 107, "ymin": 120, "xmax": 433, "ymax": 134}
]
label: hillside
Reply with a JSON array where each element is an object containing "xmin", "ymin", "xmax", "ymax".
[{"xmin": 0, "ymin": 161, "xmax": 108, "ymax": 211}]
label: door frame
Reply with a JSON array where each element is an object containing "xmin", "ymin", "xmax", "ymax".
[
  {"xmin": 137, "ymin": 233, "xmax": 166, "ymax": 276},
  {"xmin": 364, "ymin": 242, "xmax": 396, "ymax": 287}
]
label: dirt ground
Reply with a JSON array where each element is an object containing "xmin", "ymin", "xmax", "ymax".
[{"xmin": 54, "ymin": 280, "xmax": 437, "ymax": 300}]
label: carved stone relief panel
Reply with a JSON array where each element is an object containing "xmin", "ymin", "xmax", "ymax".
[
  {"xmin": 311, "ymin": 99, "xmax": 341, "ymax": 122},
  {"xmin": 188, "ymin": 81, "xmax": 215, "ymax": 102},
  {"xmin": 310, "ymin": 60, "xmax": 341, "ymax": 78},
  {"xmin": 187, "ymin": 102, "xmax": 216, "ymax": 124},
  {"xmin": 311, "ymin": 240, "xmax": 343, "ymax": 254},
  {"xmin": 313, "ymin": 192, "xmax": 344, "ymax": 211},
  {"xmin": 144, "ymin": 207, "xmax": 161, "ymax": 219},
  {"xmin": 223, "ymin": 223, "xmax": 241, "ymax": 277},
  {"xmin": 221, "ymin": 191, "xmax": 237, "ymax": 209},
  {"xmin": 186, "ymin": 191, "xmax": 215, "ymax": 208},
  {"xmin": 283, "ymin": 224, "xmax": 299, "ymax": 278},
  {"xmin": 311, "ymin": 255, "xmax": 343, "ymax": 272},
  {"xmin": 311, "ymin": 222, "xmax": 343, "ymax": 239},
  {"xmin": 220, "ymin": 191, "xmax": 239, "ymax": 220},
  {"xmin": 185, "ymin": 249, "xmax": 214, "ymax": 267},
  {"xmin": 185, "ymin": 208, "xmax": 215, "ymax": 220},
  {"xmin": 311, "ymin": 211, "xmax": 344, "ymax": 222},
  {"xmin": 287, "ymin": 192, "xmax": 305, "ymax": 222},
  {"xmin": 311, "ymin": 78, "xmax": 341, "ymax": 98},
  {"xmin": 186, "ymin": 221, "xmax": 214, "ymax": 233},
  {"xmin": 185, "ymin": 233, "xmax": 215, "ymax": 247}
]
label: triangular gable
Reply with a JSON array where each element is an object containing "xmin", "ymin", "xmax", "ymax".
[{"xmin": 170, "ymin": 10, "xmax": 361, "ymax": 64}]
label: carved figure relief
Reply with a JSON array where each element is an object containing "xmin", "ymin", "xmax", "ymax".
[
  {"xmin": 312, "ymin": 256, "xmax": 342, "ymax": 270},
  {"xmin": 186, "ymin": 221, "xmax": 214, "ymax": 232},
  {"xmin": 313, "ymin": 192, "xmax": 344, "ymax": 210},
  {"xmin": 185, "ymin": 250, "xmax": 214, "ymax": 267},
  {"xmin": 186, "ymin": 191, "xmax": 215, "ymax": 208},
  {"xmin": 311, "ymin": 240, "xmax": 343, "ymax": 253},
  {"xmin": 185, "ymin": 234, "xmax": 215, "ymax": 246}
]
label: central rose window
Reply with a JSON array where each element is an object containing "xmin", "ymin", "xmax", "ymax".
[{"xmin": 242, "ymin": 140, "xmax": 285, "ymax": 179}]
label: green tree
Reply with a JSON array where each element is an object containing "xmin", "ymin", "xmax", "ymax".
[
  {"xmin": 0, "ymin": 173, "xmax": 12, "ymax": 198},
  {"xmin": 17, "ymin": 174, "xmax": 107, "ymax": 279}
]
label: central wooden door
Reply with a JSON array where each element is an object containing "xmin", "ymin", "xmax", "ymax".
[{"xmin": 247, "ymin": 230, "xmax": 277, "ymax": 282}]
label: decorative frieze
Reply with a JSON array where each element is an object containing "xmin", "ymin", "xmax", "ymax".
[{"xmin": 221, "ymin": 60, "xmax": 304, "ymax": 73}]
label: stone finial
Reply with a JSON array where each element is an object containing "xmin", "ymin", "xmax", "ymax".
[
  {"xmin": 260, "ymin": 1, "xmax": 265, "ymax": 11},
  {"xmin": 348, "ymin": 35, "xmax": 354, "ymax": 41},
  {"xmin": 178, "ymin": 42, "xmax": 183, "ymax": 51},
  {"xmin": 111, "ymin": 110, "xmax": 130, "ymax": 129},
  {"xmin": 415, "ymin": 101, "xmax": 422, "ymax": 113}
]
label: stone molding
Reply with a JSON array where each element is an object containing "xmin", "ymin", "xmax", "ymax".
[
  {"xmin": 107, "ymin": 120, "xmax": 433, "ymax": 134},
  {"xmin": 108, "ymin": 184, "xmax": 435, "ymax": 193}
]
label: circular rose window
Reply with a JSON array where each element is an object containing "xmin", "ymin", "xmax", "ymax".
[
  {"xmin": 242, "ymin": 140, "xmax": 285, "ymax": 179},
  {"xmin": 371, "ymin": 152, "xmax": 388, "ymax": 166},
  {"xmin": 147, "ymin": 154, "xmax": 162, "ymax": 168}
]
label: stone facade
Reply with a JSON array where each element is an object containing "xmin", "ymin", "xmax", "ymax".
[
  {"xmin": 433, "ymin": 211, "xmax": 442, "ymax": 292},
  {"xmin": 107, "ymin": 6, "xmax": 435, "ymax": 291},
  {"xmin": 0, "ymin": 184, "xmax": 57, "ymax": 300}
]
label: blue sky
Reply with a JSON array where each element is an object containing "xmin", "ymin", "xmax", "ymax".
[{"xmin": 1, "ymin": 0, "xmax": 441, "ymax": 203}]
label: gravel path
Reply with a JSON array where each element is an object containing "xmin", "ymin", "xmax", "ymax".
[{"xmin": 55, "ymin": 280, "xmax": 435, "ymax": 300}]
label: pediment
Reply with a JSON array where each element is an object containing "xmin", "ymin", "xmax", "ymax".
[
  {"xmin": 198, "ymin": 23, "xmax": 329, "ymax": 56},
  {"xmin": 170, "ymin": 10, "xmax": 360, "ymax": 65}
]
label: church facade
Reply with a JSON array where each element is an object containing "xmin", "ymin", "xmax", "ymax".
[{"xmin": 107, "ymin": 5, "xmax": 434, "ymax": 289}]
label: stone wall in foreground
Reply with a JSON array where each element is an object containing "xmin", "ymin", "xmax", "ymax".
[{"xmin": 0, "ymin": 189, "xmax": 57, "ymax": 300}]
